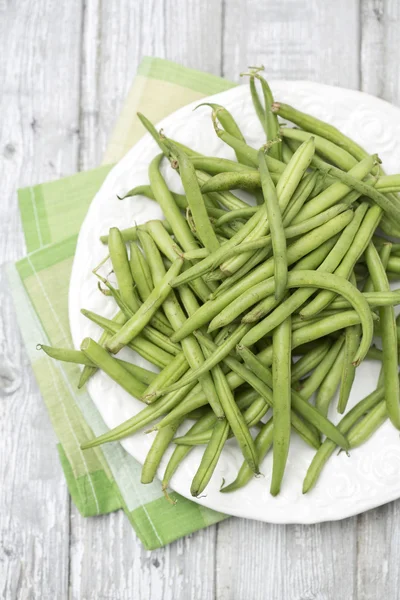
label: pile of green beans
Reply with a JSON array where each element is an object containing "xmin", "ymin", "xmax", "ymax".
[{"xmin": 40, "ymin": 69, "xmax": 400, "ymax": 500}]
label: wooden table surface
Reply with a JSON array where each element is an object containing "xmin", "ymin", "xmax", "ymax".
[{"xmin": 1, "ymin": 1, "xmax": 400, "ymax": 598}]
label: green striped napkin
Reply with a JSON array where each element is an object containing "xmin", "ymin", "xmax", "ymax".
[{"xmin": 6, "ymin": 57, "xmax": 237, "ymax": 550}]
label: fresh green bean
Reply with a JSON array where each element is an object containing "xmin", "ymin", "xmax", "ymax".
[
  {"xmin": 80, "ymin": 338, "xmax": 147, "ymax": 398},
  {"xmin": 141, "ymin": 417, "xmax": 184, "ymax": 484},
  {"xmin": 258, "ymin": 149, "xmax": 287, "ymax": 301},
  {"xmin": 292, "ymin": 155, "xmax": 374, "ymax": 224},
  {"xmin": 129, "ymin": 242, "xmax": 154, "ymax": 300},
  {"xmin": 80, "ymin": 309, "xmax": 174, "ymax": 368},
  {"xmin": 100, "ymin": 221, "xmax": 173, "ymax": 244},
  {"xmin": 300, "ymin": 204, "xmax": 382, "ymax": 317},
  {"xmin": 299, "ymin": 336, "xmax": 345, "ymax": 401},
  {"xmin": 241, "ymin": 270, "xmax": 373, "ymax": 364},
  {"xmin": 167, "ymin": 143, "xmax": 220, "ymax": 252},
  {"xmin": 291, "ymin": 340, "xmax": 331, "ymax": 382},
  {"xmin": 171, "ymin": 210, "xmax": 354, "ymax": 342},
  {"xmin": 271, "ymin": 315, "xmax": 292, "ymax": 495},
  {"xmin": 365, "ymin": 242, "xmax": 400, "ymax": 429},
  {"xmin": 139, "ymin": 228, "xmax": 225, "ymax": 419},
  {"xmin": 336, "ymin": 325, "xmax": 360, "ymax": 414},
  {"xmin": 303, "ymin": 384, "xmax": 385, "ymax": 492},
  {"xmin": 315, "ymin": 344, "xmax": 345, "ymax": 416},
  {"xmin": 190, "ymin": 419, "xmax": 230, "ymax": 496},
  {"xmin": 282, "ymin": 172, "xmax": 318, "ymax": 226},
  {"xmin": 271, "ymin": 102, "xmax": 368, "ymax": 162},
  {"xmin": 38, "ymin": 344, "xmax": 157, "ymax": 385},
  {"xmin": 347, "ymin": 401, "xmax": 387, "ymax": 447},
  {"xmin": 108, "ymin": 227, "xmax": 139, "ymax": 312},
  {"xmin": 280, "ymin": 127, "xmax": 358, "ymax": 171},
  {"xmin": 106, "ymin": 258, "xmax": 183, "ymax": 353},
  {"xmin": 235, "ymin": 344, "xmax": 349, "ymax": 449},
  {"xmin": 220, "ymin": 418, "xmax": 274, "ymax": 493}
]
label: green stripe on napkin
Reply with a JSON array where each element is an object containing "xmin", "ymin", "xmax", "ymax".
[{"xmin": 7, "ymin": 57, "xmax": 234, "ymax": 549}]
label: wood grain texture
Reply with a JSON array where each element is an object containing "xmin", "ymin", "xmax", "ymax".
[
  {"xmin": 0, "ymin": 0, "xmax": 81, "ymax": 598},
  {"xmin": 361, "ymin": 0, "xmax": 400, "ymax": 105},
  {"xmin": 222, "ymin": 0, "xmax": 360, "ymax": 86},
  {"xmin": 3, "ymin": 0, "xmax": 400, "ymax": 599}
]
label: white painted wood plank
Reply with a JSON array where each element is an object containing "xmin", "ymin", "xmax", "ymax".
[
  {"xmin": 0, "ymin": 0, "xmax": 83, "ymax": 597},
  {"xmin": 70, "ymin": 508, "xmax": 217, "ymax": 600},
  {"xmin": 222, "ymin": 0, "xmax": 360, "ymax": 87},
  {"xmin": 361, "ymin": 0, "xmax": 400, "ymax": 104},
  {"xmin": 79, "ymin": 0, "xmax": 224, "ymax": 171},
  {"xmin": 358, "ymin": 5, "xmax": 400, "ymax": 599},
  {"xmin": 216, "ymin": 518, "xmax": 356, "ymax": 600}
]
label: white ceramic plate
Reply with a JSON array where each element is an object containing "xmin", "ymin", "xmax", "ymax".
[{"xmin": 69, "ymin": 81, "xmax": 400, "ymax": 523}]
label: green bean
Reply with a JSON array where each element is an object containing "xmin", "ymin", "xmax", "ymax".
[
  {"xmin": 280, "ymin": 128, "xmax": 358, "ymax": 171},
  {"xmin": 161, "ymin": 410, "xmax": 220, "ymax": 490},
  {"xmin": 301, "ymin": 204, "xmax": 382, "ymax": 317},
  {"xmin": 329, "ymin": 289, "xmax": 400, "ymax": 309},
  {"xmin": 270, "ymin": 315, "xmax": 292, "ymax": 495},
  {"xmin": 37, "ymin": 344, "xmax": 157, "ymax": 385},
  {"xmin": 365, "ymin": 242, "xmax": 400, "ymax": 429},
  {"xmin": 78, "ymin": 311, "xmax": 126, "ymax": 388},
  {"xmin": 129, "ymin": 242, "xmax": 154, "ymax": 300},
  {"xmin": 387, "ymin": 256, "xmax": 400, "ymax": 273},
  {"xmin": 144, "ymin": 220, "xmax": 215, "ymax": 303},
  {"xmin": 141, "ymin": 417, "xmax": 184, "ymax": 484},
  {"xmin": 337, "ymin": 325, "xmax": 360, "ymax": 413},
  {"xmin": 244, "ymin": 234, "xmax": 340, "ymax": 324},
  {"xmin": 149, "ymin": 153, "xmax": 200, "ymax": 252},
  {"xmin": 211, "ymin": 247, "xmax": 271, "ymax": 297},
  {"xmin": 292, "ymin": 155, "xmax": 374, "ymax": 224},
  {"xmin": 276, "ymin": 137, "xmax": 316, "ymax": 212},
  {"xmin": 348, "ymin": 401, "xmax": 387, "ymax": 447},
  {"xmin": 375, "ymin": 174, "xmax": 400, "ymax": 193},
  {"xmin": 197, "ymin": 102, "xmax": 254, "ymax": 166},
  {"xmin": 299, "ymin": 336, "xmax": 345, "ymax": 401},
  {"xmin": 80, "ymin": 338, "xmax": 147, "ymax": 398},
  {"xmin": 143, "ymin": 352, "xmax": 189, "ymax": 403},
  {"xmin": 363, "ymin": 242, "xmax": 392, "ymax": 293},
  {"xmin": 108, "ymin": 227, "xmax": 139, "ymax": 312},
  {"xmin": 235, "ymin": 344, "xmax": 349, "ymax": 449},
  {"xmin": 251, "ymin": 73, "xmax": 282, "ymax": 160},
  {"xmin": 312, "ymin": 154, "xmax": 400, "ymax": 222},
  {"xmin": 282, "ymin": 172, "xmax": 318, "ymax": 226},
  {"xmin": 157, "ymin": 324, "xmax": 250, "ymax": 397},
  {"xmin": 258, "ymin": 149, "xmax": 287, "ymax": 301},
  {"xmin": 170, "ymin": 207, "xmax": 264, "ymax": 287},
  {"xmin": 118, "ymin": 183, "xmax": 186, "ymax": 209},
  {"xmin": 200, "ymin": 170, "xmax": 269, "ymax": 193},
  {"xmin": 220, "ymin": 418, "xmax": 274, "ymax": 493},
  {"xmin": 291, "ymin": 340, "xmax": 331, "ymax": 382},
  {"xmin": 167, "ymin": 143, "xmax": 220, "ymax": 252},
  {"xmin": 182, "ymin": 248, "xmax": 211, "ymax": 260},
  {"xmin": 191, "ymin": 335, "xmax": 327, "ymax": 447},
  {"xmin": 196, "ymin": 170, "xmax": 249, "ymax": 210},
  {"xmin": 315, "ymin": 344, "xmax": 345, "ymax": 416},
  {"xmin": 202, "ymin": 346, "xmax": 259, "ymax": 473},
  {"xmin": 271, "ymin": 102, "xmax": 368, "ymax": 162},
  {"xmin": 106, "ymin": 258, "xmax": 183, "ymax": 353},
  {"xmin": 190, "ymin": 419, "xmax": 230, "ymax": 496},
  {"xmin": 171, "ymin": 210, "xmax": 354, "ymax": 342},
  {"xmin": 80, "ymin": 309, "xmax": 173, "ymax": 368},
  {"xmin": 215, "ymin": 207, "xmax": 259, "ymax": 228},
  {"xmin": 140, "ymin": 228, "xmax": 225, "ymax": 419},
  {"xmin": 303, "ymin": 383, "xmax": 385, "ymax": 493},
  {"xmin": 213, "ymin": 120, "xmax": 285, "ymax": 173},
  {"xmin": 282, "ymin": 141, "xmax": 294, "ymax": 164},
  {"xmin": 81, "ymin": 379, "xmax": 196, "ymax": 449},
  {"xmin": 100, "ymin": 221, "xmax": 173, "ymax": 244},
  {"xmin": 192, "ymin": 156, "xmax": 259, "ymax": 176},
  {"xmin": 241, "ymin": 270, "xmax": 373, "ymax": 364}
]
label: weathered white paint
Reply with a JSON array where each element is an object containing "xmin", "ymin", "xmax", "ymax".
[{"xmin": 2, "ymin": 1, "xmax": 400, "ymax": 598}]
